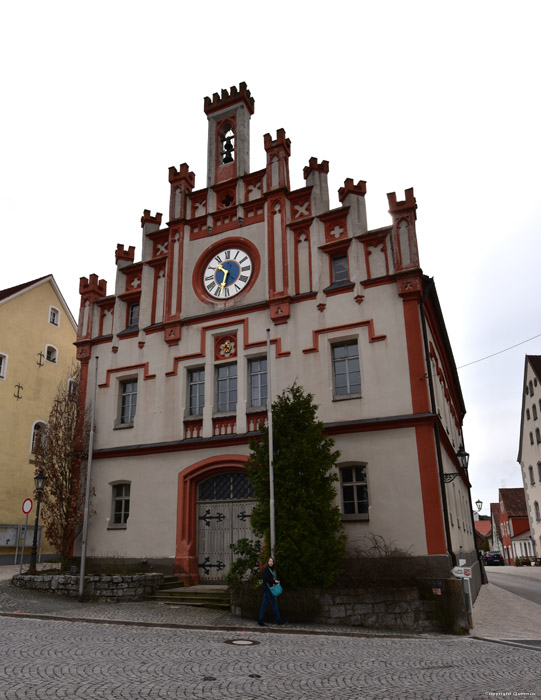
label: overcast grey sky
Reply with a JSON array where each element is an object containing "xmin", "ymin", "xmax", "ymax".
[{"xmin": 2, "ymin": 1, "xmax": 540, "ymax": 515}]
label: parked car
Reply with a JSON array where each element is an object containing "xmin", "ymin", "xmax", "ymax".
[{"xmin": 483, "ymin": 551, "xmax": 505, "ymax": 566}]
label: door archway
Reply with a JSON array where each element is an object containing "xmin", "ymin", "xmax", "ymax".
[{"xmin": 175, "ymin": 455, "xmax": 254, "ymax": 584}]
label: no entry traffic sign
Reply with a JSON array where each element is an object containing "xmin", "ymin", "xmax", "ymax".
[{"xmin": 22, "ymin": 498, "xmax": 33, "ymax": 515}]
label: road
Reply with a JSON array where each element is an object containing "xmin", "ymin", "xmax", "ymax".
[
  {"xmin": 1, "ymin": 616, "xmax": 540, "ymax": 699},
  {"xmin": 486, "ymin": 568, "xmax": 541, "ymax": 606}
]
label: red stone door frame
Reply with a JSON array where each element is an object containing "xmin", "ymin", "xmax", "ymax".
[{"xmin": 175, "ymin": 454, "xmax": 249, "ymax": 584}]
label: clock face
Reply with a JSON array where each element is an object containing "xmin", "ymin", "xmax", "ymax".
[{"xmin": 203, "ymin": 247, "xmax": 253, "ymax": 299}]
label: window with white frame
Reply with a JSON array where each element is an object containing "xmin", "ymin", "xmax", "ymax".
[
  {"xmin": 31, "ymin": 421, "xmax": 47, "ymax": 454},
  {"xmin": 110, "ymin": 483, "xmax": 131, "ymax": 527},
  {"xmin": 529, "ymin": 466, "xmax": 535, "ymax": 486},
  {"xmin": 0, "ymin": 353, "xmax": 7, "ymax": 379},
  {"xmin": 49, "ymin": 306, "xmax": 60, "ymax": 326},
  {"xmin": 332, "ymin": 341, "xmax": 361, "ymax": 397},
  {"xmin": 340, "ymin": 464, "xmax": 369, "ymax": 518},
  {"xmin": 216, "ymin": 363, "xmax": 237, "ymax": 412},
  {"xmin": 46, "ymin": 345, "xmax": 57, "ymax": 363},
  {"xmin": 248, "ymin": 357, "xmax": 267, "ymax": 408},
  {"xmin": 188, "ymin": 368, "xmax": 205, "ymax": 416},
  {"xmin": 119, "ymin": 379, "xmax": 138, "ymax": 425}
]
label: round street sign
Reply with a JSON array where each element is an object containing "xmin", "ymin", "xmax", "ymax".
[{"xmin": 22, "ymin": 498, "xmax": 33, "ymax": 515}]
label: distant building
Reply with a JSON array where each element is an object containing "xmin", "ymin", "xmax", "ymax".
[
  {"xmin": 0, "ymin": 275, "xmax": 77, "ymax": 555},
  {"xmin": 474, "ymin": 519, "xmax": 492, "ymax": 552},
  {"xmin": 517, "ymin": 355, "xmax": 541, "ymax": 557},
  {"xmin": 497, "ymin": 488, "xmax": 532, "ymax": 563},
  {"xmin": 490, "ymin": 502, "xmax": 504, "ymax": 556},
  {"xmin": 76, "ymin": 83, "xmax": 479, "ymax": 594}
]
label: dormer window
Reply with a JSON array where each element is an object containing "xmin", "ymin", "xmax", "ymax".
[{"xmin": 220, "ymin": 126, "xmax": 235, "ymax": 164}]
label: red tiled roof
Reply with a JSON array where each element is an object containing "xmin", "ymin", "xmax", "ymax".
[
  {"xmin": 490, "ymin": 502, "xmax": 501, "ymax": 530},
  {"xmin": 500, "ymin": 488, "xmax": 527, "ymax": 517},
  {"xmin": 474, "ymin": 521, "xmax": 491, "ymax": 537},
  {"xmin": 0, "ymin": 275, "xmax": 50, "ymax": 302}
]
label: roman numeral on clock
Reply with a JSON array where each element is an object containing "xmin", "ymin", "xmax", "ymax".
[{"xmin": 239, "ymin": 275, "xmax": 248, "ymax": 283}]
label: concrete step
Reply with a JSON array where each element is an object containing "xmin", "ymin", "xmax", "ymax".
[{"xmin": 148, "ymin": 583, "xmax": 230, "ymax": 610}]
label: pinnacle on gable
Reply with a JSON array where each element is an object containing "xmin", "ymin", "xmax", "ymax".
[
  {"xmin": 303, "ymin": 157, "xmax": 329, "ymax": 179},
  {"xmin": 263, "ymin": 128, "xmax": 291, "ymax": 154},
  {"xmin": 168, "ymin": 163, "xmax": 196, "ymax": 188},
  {"xmin": 79, "ymin": 274, "xmax": 107, "ymax": 297},
  {"xmin": 140, "ymin": 210, "xmax": 163, "ymax": 228},
  {"xmin": 387, "ymin": 187, "xmax": 417, "ymax": 216},
  {"xmin": 115, "ymin": 244, "xmax": 136, "ymax": 265},
  {"xmin": 339, "ymin": 178, "xmax": 367, "ymax": 203},
  {"xmin": 203, "ymin": 82, "xmax": 255, "ymax": 116}
]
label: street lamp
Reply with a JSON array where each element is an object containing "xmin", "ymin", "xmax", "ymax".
[
  {"xmin": 29, "ymin": 470, "xmax": 47, "ymax": 574},
  {"xmin": 475, "ymin": 499, "xmax": 483, "ymax": 513},
  {"xmin": 456, "ymin": 446, "xmax": 470, "ymax": 472}
]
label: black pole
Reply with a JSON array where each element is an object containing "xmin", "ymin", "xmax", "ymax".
[{"xmin": 29, "ymin": 489, "xmax": 43, "ymax": 574}]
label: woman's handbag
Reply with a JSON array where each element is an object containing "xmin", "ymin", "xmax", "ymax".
[
  {"xmin": 268, "ymin": 569, "xmax": 282, "ymax": 596},
  {"xmin": 269, "ymin": 582, "xmax": 282, "ymax": 597}
]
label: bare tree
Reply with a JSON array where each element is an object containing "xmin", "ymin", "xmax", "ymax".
[{"xmin": 34, "ymin": 363, "xmax": 91, "ymax": 570}]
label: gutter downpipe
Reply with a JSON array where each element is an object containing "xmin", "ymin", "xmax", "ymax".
[{"xmin": 419, "ymin": 278, "xmax": 456, "ymax": 567}]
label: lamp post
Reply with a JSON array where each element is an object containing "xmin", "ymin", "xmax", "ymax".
[
  {"xmin": 475, "ymin": 499, "xmax": 483, "ymax": 513},
  {"xmin": 29, "ymin": 470, "xmax": 47, "ymax": 574}
]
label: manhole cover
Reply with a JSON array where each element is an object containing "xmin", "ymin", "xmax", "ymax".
[{"xmin": 225, "ymin": 639, "xmax": 260, "ymax": 646}]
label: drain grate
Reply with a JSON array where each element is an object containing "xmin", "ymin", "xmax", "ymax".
[{"xmin": 225, "ymin": 639, "xmax": 260, "ymax": 646}]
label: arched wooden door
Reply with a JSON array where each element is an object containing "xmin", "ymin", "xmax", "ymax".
[{"xmin": 197, "ymin": 472, "xmax": 256, "ymax": 581}]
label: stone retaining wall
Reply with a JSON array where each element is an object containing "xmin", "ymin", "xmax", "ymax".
[
  {"xmin": 314, "ymin": 587, "xmax": 438, "ymax": 632},
  {"xmin": 11, "ymin": 573, "xmax": 164, "ymax": 601}
]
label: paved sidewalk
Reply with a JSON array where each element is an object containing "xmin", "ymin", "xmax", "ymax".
[{"xmin": 1, "ymin": 563, "xmax": 540, "ymax": 645}]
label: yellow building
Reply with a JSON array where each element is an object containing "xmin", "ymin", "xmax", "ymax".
[{"xmin": 0, "ymin": 275, "xmax": 77, "ymax": 556}]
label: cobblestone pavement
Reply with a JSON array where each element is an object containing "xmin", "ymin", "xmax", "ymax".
[{"xmin": 1, "ymin": 615, "xmax": 540, "ymax": 700}]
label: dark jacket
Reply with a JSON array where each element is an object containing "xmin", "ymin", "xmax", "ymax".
[{"xmin": 262, "ymin": 565, "xmax": 279, "ymax": 592}]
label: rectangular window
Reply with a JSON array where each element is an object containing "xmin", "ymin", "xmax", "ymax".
[
  {"xmin": 340, "ymin": 465, "xmax": 369, "ymax": 516},
  {"xmin": 332, "ymin": 341, "xmax": 361, "ymax": 396},
  {"xmin": 216, "ymin": 363, "xmax": 237, "ymax": 412},
  {"xmin": 331, "ymin": 254, "xmax": 349, "ymax": 283},
  {"xmin": 0, "ymin": 353, "xmax": 6, "ymax": 379},
  {"xmin": 49, "ymin": 307, "xmax": 60, "ymax": 326},
  {"xmin": 128, "ymin": 302, "xmax": 139, "ymax": 328},
  {"xmin": 188, "ymin": 368, "xmax": 205, "ymax": 415},
  {"xmin": 112, "ymin": 483, "xmax": 130, "ymax": 526},
  {"xmin": 120, "ymin": 379, "xmax": 138, "ymax": 424},
  {"xmin": 249, "ymin": 357, "xmax": 267, "ymax": 408}
]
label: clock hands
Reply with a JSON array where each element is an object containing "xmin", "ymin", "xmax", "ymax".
[{"xmin": 216, "ymin": 264, "xmax": 229, "ymax": 297}]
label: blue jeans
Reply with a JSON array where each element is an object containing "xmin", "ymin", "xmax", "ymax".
[{"xmin": 259, "ymin": 589, "xmax": 283, "ymax": 623}]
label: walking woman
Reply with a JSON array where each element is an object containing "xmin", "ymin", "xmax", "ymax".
[{"xmin": 258, "ymin": 557, "xmax": 287, "ymax": 626}]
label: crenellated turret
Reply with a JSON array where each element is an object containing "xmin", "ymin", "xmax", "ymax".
[
  {"xmin": 264, "ymin": 129, "xmax": 291, "ymax": 192},
  {"xmin": 387, "ymin": 188, "xmax": 419, "ymax": 272},
  {"xmin": 168, "ymin": 164, "xmax": 195, "ymax": 221},
  {"xmin": 303, "ymin": 157, "xmax": 329, "ymax": 215}
]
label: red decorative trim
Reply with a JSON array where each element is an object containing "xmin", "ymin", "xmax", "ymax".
[
  {"xmin": 140, "ymin": 210, "xmax": 162, "ymax": 229},
  {"xmin": 319, "ymin": 207, "xmax": 349, "ymax": 244},
  {"xmin": 214, "ymin": 333, "xmax": 237, "ymax": 361},
  {"xmin": 354, "ymin": 295, "xmax": 365, "ymax": 305},
  {"xmin": 214, "ymin": 116, "xmax": 237, "ymax": 185},
  {"xmin": 362, "ymin": 277, "xmax": 395, "ymax": 289},
  {"xmin": 188, "ymin": 216, "xmax": 210, "ymax": 240},
  {"xmin": 415, "ymin": 423, "xmax": 447, "ymax": 554},
  {"xmin": 401, "ymin": 295, "xmax": 430, "ymax": 414},
  {"xmin": 266, "ymin": 195, "xmax": 289, "ymax": 296},
  {"xmin": 163, "ymin": 320, "xmax": 182, "ymax": 346},
  {"xmin": 211, "ymin": 205, "xmax": 239, "ymax": 234},
  {"xmin": 98, "ymin": 302, "xmax": 115, "ymax": 338},
  {"xmin": 98, "ymin": 363, "xmax": 156, "ymax": 388},
  {"xmin": 213, "ymin": 416, "xmax": 236, "ymax": 436},
  {"xmin": 317, "ymin": 303, "xmax": 326, "ymax": 312},
  {"xmin": 242, "ymin": 200, "xmax": 265, "ymax": 225},
  {"xmin": 191, "ymin": 236, "xmax": 261, "ymax": 305},
  {"xmin": 288, "ymin": 187, "xmax": 312, "ymax": 220},
  {"xmin": 151, "ymin": 265, "xmax": 166, "ymax": 326},
  {"xmin": 323, "ymin": 282, "xmax": 355, "ymax": 298},
  {"xmin": 269, "ymin": 298, "xmax": 290, "ymax": 325},
  {"xmin": 359, "ymin": 229, "xmax": 390, "ymax": 279},
  {"xmin": 175, "ymin": 454, "xmax": 249, "ymax": 584},
  {"xmin": 166, "ymin": 319, "xmax": 290, "ymax": 377},
  {"xmin": 243, "ymin": 170, "xmax": 265, "ymax": 202},
  {"xmin": 118, "ymin": 330, "xmax": 138, "ymax": 341},
  {"xmin": 184, "ymin": 420, "xmax": 203, "ymax": 439},
  {"xmin": 188, "ymin": 190, "xmax": 208, "ymax": 219},
  {"xmin": 303, "ymin": 320, "xmax": 386, "ymax": 354}
]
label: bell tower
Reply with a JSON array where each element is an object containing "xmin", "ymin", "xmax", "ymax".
[{"xmin": 204, "ymin": 82, "xmax": 254, "ymax": 187}]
